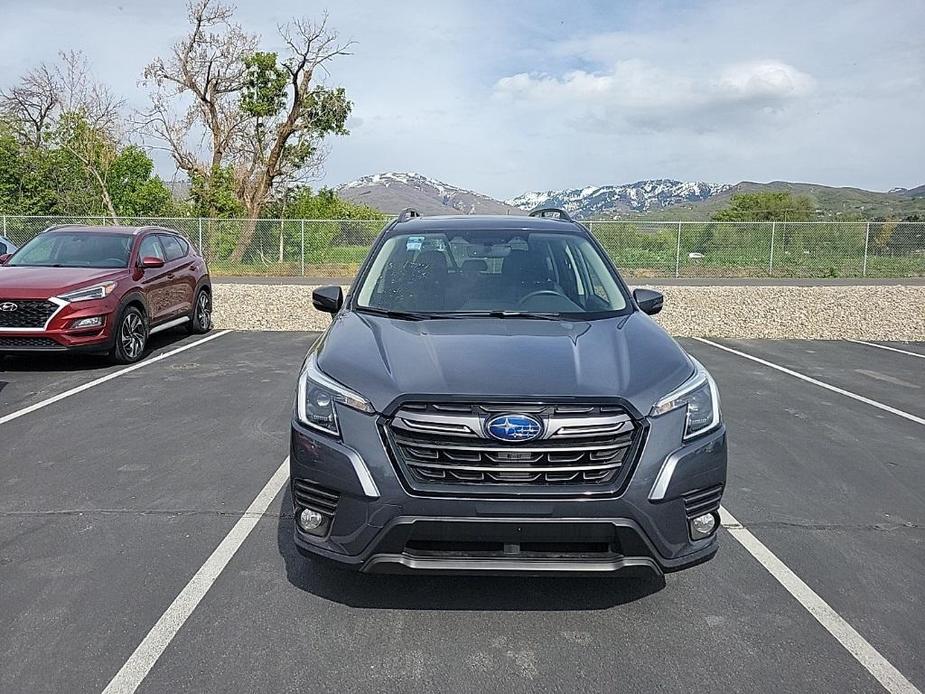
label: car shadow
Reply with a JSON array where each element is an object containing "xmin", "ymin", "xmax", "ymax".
[
  {"xmin": 276, "ymin": 488, "xmax": 666, "ymax": 611},
  {"xmin": 0, "ymin": 328, "xmax": 195, "ymax": 373}
]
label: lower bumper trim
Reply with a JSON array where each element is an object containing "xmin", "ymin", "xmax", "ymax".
[{"xmin": 361, "ymin": 553, "xmax": 663, "ymax": 577}]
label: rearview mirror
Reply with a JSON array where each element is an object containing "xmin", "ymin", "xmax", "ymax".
[
  {"xmin": 312, "ymin": 285, "xmax": 343, "ymax": 315},
  {"xmin": 0, "ymin": 253, "xmax": 10, "ymax": 265},
  {"xmin": 140, "ymin": 256, "xmax": 165, "ymax": 269},
  {"xmin": 633, "ymin": 288, "xmax": 664, "ymax": 316}
]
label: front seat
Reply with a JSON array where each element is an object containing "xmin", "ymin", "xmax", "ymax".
[
  {"xmin": 501, "ymin": 249, "xmax": 555, "ymax": 303},
  {"xmin": 404, "ymin": 250, "xmax": 448, "ymax": 310}
]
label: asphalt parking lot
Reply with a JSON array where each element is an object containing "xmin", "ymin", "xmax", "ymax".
[{"xmin": 1, "ymin": 332, "xmax": 922, "ymax": 693}]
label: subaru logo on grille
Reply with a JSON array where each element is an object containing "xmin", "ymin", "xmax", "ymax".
[
  {"xmin": 0, "ymin": 302, "xmax": 17, "ymax": 312},
  {"xmin": 485, "ymin": 413, "xmax": 544, "ymax": 443}
]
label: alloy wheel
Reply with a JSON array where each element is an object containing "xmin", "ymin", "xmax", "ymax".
[
  {"xmin": 196, "ymin": 292, "xmax": 212, "ymax": 330},
  {"xmin": 120, "ymin": 313, "xmax": 146, "ymax": 360}
]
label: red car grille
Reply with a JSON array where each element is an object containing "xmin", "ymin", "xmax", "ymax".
[
  {"xmin": 0, "ymin": 299, "xmax": 58, "ymax": 329},
  {"xmin": 0, "ymin": 336, "xmax": 63, "ymax": 349}
]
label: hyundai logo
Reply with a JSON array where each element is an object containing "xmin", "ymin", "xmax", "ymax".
[
  {"xmin": 485, "ymin": 413, "xmax": 544, "ymax": 443},
  {"xmin": 0, "ymin": 302, "xmax": 17, "ymax": 312}
]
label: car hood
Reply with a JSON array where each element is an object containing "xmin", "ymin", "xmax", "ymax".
[
  {"xmin": 315, "ymin": 310, "xmax": 694, "ymax": 415},
  {"xmin": 0, "ymin": 266, "xmax": 127, "ymax": 298}
]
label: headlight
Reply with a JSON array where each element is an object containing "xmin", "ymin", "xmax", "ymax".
[
  {"xmin": 296, "ymin": 353, "xmax": 374, "ymax": 436},
  {"xmin": 651, "ymin": 357, "xmax": 721, "ymax": 441},
  {"xmin": 56, "ymin": 281, "xmax": 117, "ymax": 302}
]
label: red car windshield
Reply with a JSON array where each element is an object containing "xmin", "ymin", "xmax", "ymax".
[{"xmin": 9, "ymin": 232, "xmax": 133, "ymax": 269}]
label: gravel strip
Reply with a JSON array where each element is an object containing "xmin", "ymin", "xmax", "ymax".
[{"xmin": 212, "ymin": 284, "xmax": 925, "ymax": 340}]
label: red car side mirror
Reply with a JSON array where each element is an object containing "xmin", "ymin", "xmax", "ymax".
[
  {"xmin": 0, "ymin": 254, "xmax": 10, "ymax": 265},
  {"xmin": 140, "ymin": 256, "xmax": 165, "ymax": 269}
]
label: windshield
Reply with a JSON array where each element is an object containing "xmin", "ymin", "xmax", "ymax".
[
  {"xmin": 9, "ymin": 232, "xmax": 133, "ymax": 268},
  {"xmin": 355, "ymin": 230, "xmax": 629, "ymax": 317}
]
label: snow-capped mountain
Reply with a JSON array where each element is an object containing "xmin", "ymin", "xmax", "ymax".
[
  {"xmin": 506, "ymin": 180, "xmax": 732, "ymax": 218},
  {"xmin": 337, "ymin": 172, "xmax": 524, "ymax": 216}
]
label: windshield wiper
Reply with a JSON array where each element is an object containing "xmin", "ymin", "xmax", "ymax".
[
  {"xmin": 454, "ymin": 310, "xmax": 564, "ymax": 321},
  {"xmin": 356, "ymin": 307, "xmax": 439, "ymax": 321}
]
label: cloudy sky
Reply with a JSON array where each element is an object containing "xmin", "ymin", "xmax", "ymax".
[{"xmin": 1, "ymin": 0, "xmax": 922, "ymax": 199}]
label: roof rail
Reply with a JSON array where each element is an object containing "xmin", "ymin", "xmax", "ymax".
[
  {"xmin": 529, "ymin": 207, "xmax": 574, "ymax": 222},
  {"xmin": 135, "ymin": 225, "xmax": 178, "ymax": 235},
  {"xmin": 396, "ymin": 208, "xmax": 421, "ymax": 223},
  {"xmin": 44, "ymin": 223, "xmax": 88, "ymax": 232}
]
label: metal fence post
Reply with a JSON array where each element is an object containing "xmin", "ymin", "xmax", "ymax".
[
  {"xmin": 768, "ymin": 221, "xmax": 776, "ymax": 275},
  {"xmin": 198, "ymin": 218, "xmax": 203, "ymax": 254},
  {"xmin": 2, "ymin": 215, "xmax": 5, "ymax": 237},
  {"xmin": 674, "ymin": 222, "xmax": 682, "ymax": 278},
  {"xmin": 300, "ymin": 220, "xmax": 306, "ymax": 276},
  {"xmin": 863, "ymin": 222, "xmax": 870, "ymax": 277}
]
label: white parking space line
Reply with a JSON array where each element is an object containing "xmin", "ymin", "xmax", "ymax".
[
  {"xmin": 0, "ymin": 330, "xmax": 231, "ymax": 427},
  {"xmin": 845, "ymin": 339, "xmax": 925, "ymax": 360},
  {"xmin": 693, "ymin": 338, "xmax": 925, "ymax": 426},
  {"xmin": 720, "ymin": 507, "xmax": 920, "ymax": 694},
  {"xmin": 101, "ymin": 456, "xmax": 290, "ymax": 694}
]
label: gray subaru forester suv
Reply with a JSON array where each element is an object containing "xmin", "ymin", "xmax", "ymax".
[{"xmin": 290, "ymin": 208, "xmax": 726, "ymax": 577}]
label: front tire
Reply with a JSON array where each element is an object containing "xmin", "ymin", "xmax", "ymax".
[
  {"xmin": 111, "ymin": 306, "xmax": 148, "ymax": 364},
  {"xmin": 187, "ymin": 288, "xmax": 212, "ymax": 335}
]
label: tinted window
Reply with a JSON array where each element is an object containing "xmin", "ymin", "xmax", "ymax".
[
  {"xmin": 355, "ymin": 230, "xmax": 628, "ymax": 317},
  {"xmin": 159, "ymin": 235, "xmax": 186, "ymax": 262},
  {"xmin": 139, "ymin": 235, "xmax": 165, "ymax": 261},
  {"xmin": 9, "ymin": 232, "xmax": 133, "ymax": 268}
]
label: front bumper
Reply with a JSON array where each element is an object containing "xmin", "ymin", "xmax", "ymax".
[
  {"xmin": 289, "ymin": 405, "xmax": 727, "ymax": 576},
  {"xmin": 0, "ymin": 298, "xmax": 117, "ymax": 353}
]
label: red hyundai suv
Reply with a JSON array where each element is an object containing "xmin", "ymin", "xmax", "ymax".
[{"xmin": 0, "ymin": 224, "xmax": 212, "ymax": 363}]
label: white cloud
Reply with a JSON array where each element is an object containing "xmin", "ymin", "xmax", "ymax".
[
  {"xmin": 716, "ymin": 61, "xmax": 815, "ymax": 100},
  {"xmin": 493, "ymin": 59, "xmax": 816, "ymax": 132},
  {"xmin": 0, "ymin": 0, "xmax": 922, "ymax": 197}
]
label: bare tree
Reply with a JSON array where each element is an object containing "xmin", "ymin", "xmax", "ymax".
[
  {"xmin": 0, "ymin": 63, "xmax": 58, "ymax": 146},
  {"xmin": 55, "ymin": 111, "xmax": 121, "ymax": 221},
  {"xmin": 56, "ymin": 50, "xmax": 123, "ymax": 134},
  {"xmin": 140, "ymin": 0, "xmax": 257, "ymax": 179},
  {"xmin": 0, "ymin": 50, "xmax": 124, "ymax": 147},
  {"xmin": 139, "ymin": 0, "xmax": 352, "ymax": 261}
]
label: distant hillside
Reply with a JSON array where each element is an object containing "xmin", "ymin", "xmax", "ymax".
[
  {"xmin": 667, "ymin": 181, "xmax": 925, "ymax": 221},
  {"xmin": 334, "ymin": 172, "xmax": 924, "ymax": 221},
  {"xmin": 336, "ymin": 172, "xmax": 524, "ymax": 216},
  {"xmin": 507, "ymin": 180, "xmax": 730, "ymax": 218}
]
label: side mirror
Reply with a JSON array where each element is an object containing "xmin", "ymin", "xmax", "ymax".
[
  {"xmin": 0, "ymin": 253, "xmax": 10, "ymax": 265},
  {"xmin": 312, "ymin": 285, "xmax": 343, "ymax": 315},
  {"xmin": 0, "ymin": 243, "xmax": 7, "ymax": 255},
  {"xmin": 633, "ymin": 288, "xmax": 664, "ymax": 316},
  {"xmin": 140, "ymin": 256, "xmax": 165, "ymax": 269}
]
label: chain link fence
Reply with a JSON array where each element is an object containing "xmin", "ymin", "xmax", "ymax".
[{"xmin": 2, "ymin": 216, "xmax": 923, "ymax": 279}]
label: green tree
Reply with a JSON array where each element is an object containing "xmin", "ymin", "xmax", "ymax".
[
  {"xmin": 712, "ymin": 192, "xmax": 815, "ymax": 222},
  {"xmin": 190, "ymin": 165, "xmax": 246, "ymax": 218},
  {"xmin": 0, "ymin": 115, "xmax": 176, "ymax": 218},
  {"xmin": 266, "ymin": 186, "xmax": 384, "ymax": 220},
  {"xmin": 107, "ymin": 146, "xmax": 177, "ymax": 217},
  {"xmin": 141, "ymin": 0, "xmax": 354, "ymax": 261}
]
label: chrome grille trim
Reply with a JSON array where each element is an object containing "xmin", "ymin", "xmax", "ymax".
[
  {"xmin": 386, "ymin": 401, "xmax": 642, "ymax": 489},
  {"xmin": 391, "ymin": 435, "xmax": 631, "ymax": 454},
  {"xmin": 0, "ymin": 297, "xmax": 68, "ymax": 332}
]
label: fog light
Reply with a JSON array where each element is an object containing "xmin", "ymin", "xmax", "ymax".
[
  {"xmin": 297, "ymin": 508, "xmax": 325, "ymax": 533},
  {"xmin": 71, "ymin": 316, "xmax": 103, "ymax": 329},
  {"xmin": 690, "ymin": 512, "xmax": 718, "ymax": 540}
]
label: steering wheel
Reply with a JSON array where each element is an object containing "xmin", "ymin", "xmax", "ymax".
[{"xmin": 517, "ymin": 289, "xmax": 565, "ymax": 308}]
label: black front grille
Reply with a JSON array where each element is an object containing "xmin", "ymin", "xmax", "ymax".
[
  {"xmin": 385, "ymin": 401, "xmax": 643, "ymax": 493},
  {"xmin": 682, "ymin": 485, "xmax": 724, "ymax": 519},
  {"xmin": 0, "ymin": 299, "xmax": 58, "ymax": 328},
  {"xmin": 292, "ymin": 478, "xmax": 340, "ymax": 518},
  {"xmin": 0, "ymin": 336, "xmax": 63, "ymax": 350}
]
